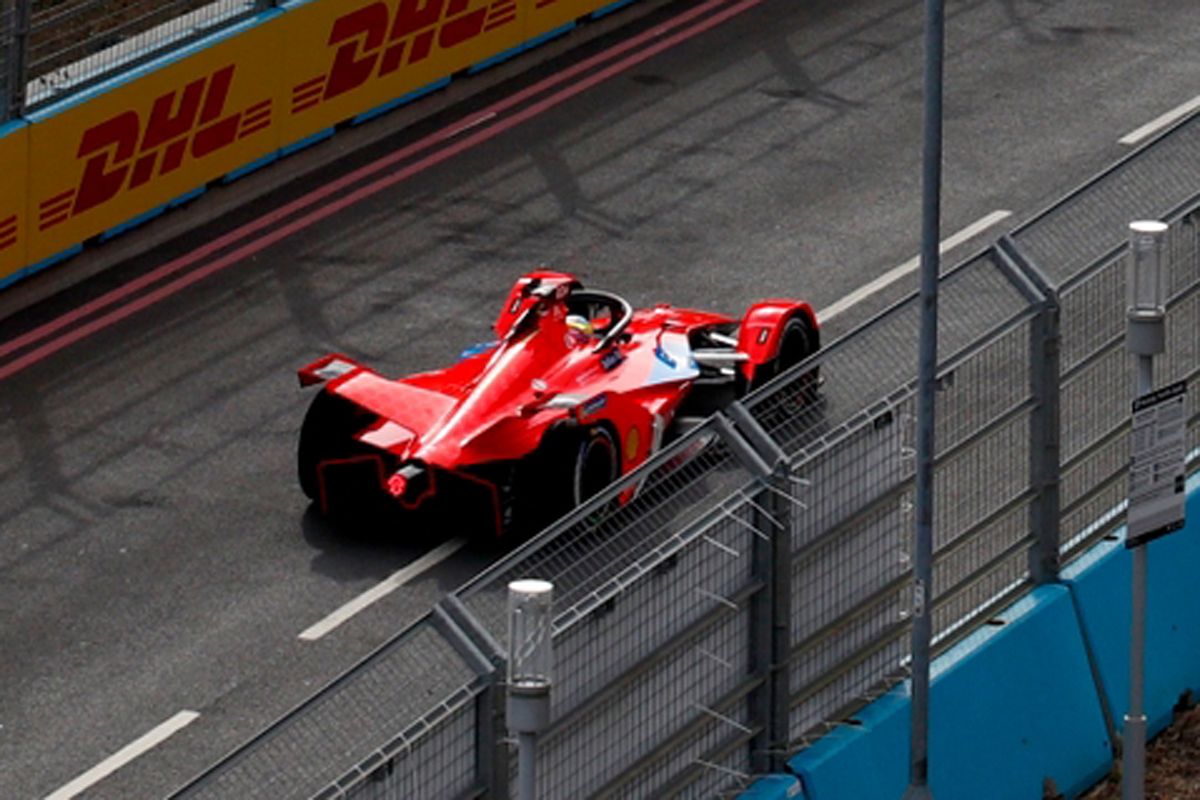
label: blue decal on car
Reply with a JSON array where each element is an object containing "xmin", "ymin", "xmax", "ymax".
[{"xmin": 459, "ymin": 341, "xmax": 499, "ymax": 360}]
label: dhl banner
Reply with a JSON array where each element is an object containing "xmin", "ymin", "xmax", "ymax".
[
  {"xmin": 26, "ymin": 21, "xmax": 285, "ymax": 266},
  {"xmin": 0, "ymin": 124, "xmax": 30, "ymax": 283},
  {"xmin": 4, "ymin": 0, "xmax": 638, "ymax": 286}
]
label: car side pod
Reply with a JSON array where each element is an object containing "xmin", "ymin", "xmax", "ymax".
[{"xmin": 298, "ymin": 353, "xmax": 363, "ymax": 387}]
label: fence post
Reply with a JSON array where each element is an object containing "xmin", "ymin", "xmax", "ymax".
[
  {"xmin": 722, "ymin": 403, "xmax": 793, "ymax": 775},
  {"xmin": 4, "ymin": 0, "xmax": 29, "ymax": 121},
  {"xmin": 996, "ymin": 236, "xmax": 1062, "ymax": 583},
  {"xmin": 437, "ymin": 596, "xmax": 512, "ymax": 799}
]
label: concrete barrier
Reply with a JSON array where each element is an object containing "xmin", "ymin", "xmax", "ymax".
[
  {"xmin": 742, "ymin": 474, "xmax": 1199, "ymax": 800},
  {"xmin": 1063, "ymin": 472, "xmax": 1200, "ymax": 739},
  {"xmin": 778, "ymin": 585, "xmax": 1111, "ymax": 800}
]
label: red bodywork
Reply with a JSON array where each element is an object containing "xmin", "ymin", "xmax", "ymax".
[{"xmin": 298, "ymin": 271, "xmax": 816, "ymax": 535}]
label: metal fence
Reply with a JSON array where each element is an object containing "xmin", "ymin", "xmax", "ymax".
[
  {"xmin": 171, "ymin": 113, "xmax": 1200, "ymax": 799},
  {"xmin": 1, "ymin": 0, "xmax": 266, "ymax": 116}
]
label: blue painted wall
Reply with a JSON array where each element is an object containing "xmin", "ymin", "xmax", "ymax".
[{"xmin": 743, "ymin": 472, "xmax": 1199, "ymax": 800}]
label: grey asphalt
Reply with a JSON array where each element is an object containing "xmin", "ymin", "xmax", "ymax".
[{"xmin": 1, "ymin": 0, "xmax": 1197, "ymax": 797}]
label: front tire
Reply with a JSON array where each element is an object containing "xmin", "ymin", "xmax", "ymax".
[{"xmin": 749, "ymin": 316, "xmax": 817, "ymax": 393}]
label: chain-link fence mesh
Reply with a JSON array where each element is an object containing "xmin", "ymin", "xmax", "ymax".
[
  {"xmin": 1009, "ymin": 114, "xmax": 1200, "ymax": 287},
  {"xmin": 456, "ymin": 420, "xmax": 751, "ymax": 647},
  {"xmin": 170, "ymin": 116, "xmax": 1200, "ymax": 799},
  {"xmin": 1009, "ymin": 113, "xmax": 1200, "ymax": 560},
  {"xmin": 750, "ymin": 251, "xmax": 1045, "ymax": 745},
  {"xmin": 455, "ymin": 417, "xmax": 769, "ymax": 797},
  {"xmin": 0, "ymin": 1, "xmax": 23, "ymax": 122},
  {"xmin": 21, "ymin": 0, "xmax": 259, "ymax": 110},
  {"xmin": 171, "ymin": 617, "xmax": 488, "ymax": 800}
]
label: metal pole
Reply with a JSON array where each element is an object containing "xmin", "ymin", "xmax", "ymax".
[
  {"xmin": 904, "ymin": 0, "xmax": 943, "ymax": 797},
  {"xmin": 1124, "ymin": 527, "xmax": 1148, "ymax": 800},
  {"xmin": 518, "ymin": 731, "xmax": 538, "ymax": 800},
  {"xmin": 1122, "ymin": 220, "xmax": 1167, "ymax": 800},
  {"xmin": 1123, "ymin": 353, "xmax": 1152, "ymax": 800}
]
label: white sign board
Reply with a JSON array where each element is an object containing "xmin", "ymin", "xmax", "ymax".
[{"xmin": 1127, "ymin": 380, "xmax": 1187, "ymax": 548}]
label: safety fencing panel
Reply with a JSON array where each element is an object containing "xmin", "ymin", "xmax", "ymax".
[
  {"xmin": 23, "ymin": 0, "xmax": 261, "ymax": 111},
  {"xmin": 1, "ymin": 2, "xmax": 20, "ymax": 119},
  {"xmin": 744, "ymin": 252, "xmax": 1047, "ymax": 745},
  {"xmin": 171, "ymin": 616, "xmax": 493, "ymax": 800},
  {"xmin": 456, "ymin": 416, "xmax": 772, "ymax": 799},
  {"xmin": 1007, "ymin": 112, "xmax": 1200, "ymax": 561}
]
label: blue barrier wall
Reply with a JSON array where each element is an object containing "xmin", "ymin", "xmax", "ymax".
[
  {"xmin": 1065, "ymin": 476, "xmax": 1200, "ymax": 738},
  {"xmin": 744, "ymin": 473, "xmax": 1199, "ymax": 800}
]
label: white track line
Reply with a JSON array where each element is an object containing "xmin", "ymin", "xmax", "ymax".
[
  {"xmin": 816, "ymin": 210, "xmax": 1012, "ymax": 323},
  {"xmin": 299, "ymin": 536, "xmax": 468, "ymax": 641},
  {"xmin": 1119, "ymin": 95, "xmax": 1200, "ymax": 146},
  {"xmin": 44, "ymin": 711, "xmax": 199, "ymax": 800}
]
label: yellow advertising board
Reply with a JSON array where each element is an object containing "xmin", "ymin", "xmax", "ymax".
[
  {"xmin": 25, "ymin": 20, "xmax": 286, "ymax": 265},
  {"xmin": 275, "ymin": 0, "xmax": 528, "ymax": 143},
  {"xmin": 9, "ymin": 0, "xmax": 642, "ymax": 281},
  {"xmin": 0, "ymin": 123, "xmax": 30, "ymax": 284}
]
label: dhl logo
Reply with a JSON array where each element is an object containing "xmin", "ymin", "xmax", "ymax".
[
  {"xmin": 292, "ymin": 0, "xmax": 520, "ymax": 113},
  {"xmin": 40, "ymin": 65, "xmax": 272, "ymax": 231},
  {"xmin": 0, "ymin": 214, "xmax": 17, "ymax": 253}
]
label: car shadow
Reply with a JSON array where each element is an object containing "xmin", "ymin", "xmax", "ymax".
[
  {"xmin": 299, "ymin": 503, "xmax": 508, "ymax": 595},
  {"xmin": 300, "ymin": 504, "xmax": 455, "ymax": 583}
]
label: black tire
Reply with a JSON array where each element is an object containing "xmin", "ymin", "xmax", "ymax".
[
  {"xmin": 573, "ymin": 426, "xmax": 619, "ymax": 505},
  {"xmin": 515, "ymin": 424, "xmax": 618, "ymax": 533},
  {"xmin": 749, "ymin": 316, "xmax": 817, "ymax": 392},
  {"xmin": 297, "ymin": 390, "xmax": 374, "ymax": 501}
]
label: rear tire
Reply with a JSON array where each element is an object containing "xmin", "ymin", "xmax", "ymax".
[
  {"xmin": 297, "ymin": 391, "xmax": 374, "ymax": 502},
  {"xmin": 514, "ymin": 425, "xmax": 618, "ymax": 534},
  {"xmin": 573, "ymin": 426, "xmax": 618, "ymax": 505}
]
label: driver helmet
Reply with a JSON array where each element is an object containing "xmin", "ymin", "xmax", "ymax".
[{"xmin": 565, "ymin": 314, "xmax": 594, "ymax": 336}]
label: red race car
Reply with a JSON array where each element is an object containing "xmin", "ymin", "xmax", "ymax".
[{"xmin": 297, "ymin": 270, "xmax": 817, "ymax": 536}]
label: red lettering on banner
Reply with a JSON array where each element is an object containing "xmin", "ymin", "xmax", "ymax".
[
  {"xmin": 73, "ymin": 112, "xmax": 140, "ymax": 215},
  {"xmin": 191, "ymin": 66, "xmax": 242, "ymax": 158},
  {"xmin": 325, "ymin": 4, "xmax": 390, "ymax": 99},
  {"xmin": 44, "ymin": 65, "xmax": 270, "ymax": 229},
  {"xmin": 301, "ymin": 0, "xmax": 513, "ymax": 111},
  {"xmin": 0, "ymin": 213, "xmax": 18, "ymax": 252},
  {"xmin": 438, "ymin": 0, "xmax": 486, "ymax": 49}
]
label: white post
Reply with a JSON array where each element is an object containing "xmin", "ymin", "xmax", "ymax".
[
  {"xmin": 507, "ymin": 579, "xmax": 553, "ymax": 800},
  {"xmin": 1123, "ymin": 220, "xmax": 1168, "ymax": 800}
]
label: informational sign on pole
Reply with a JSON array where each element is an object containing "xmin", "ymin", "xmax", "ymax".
[{"xmin": 1127, "ymin": 380, "xmax": 1188, "ymax": 548}]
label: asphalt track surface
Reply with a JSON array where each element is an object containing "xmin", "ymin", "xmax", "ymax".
[{"xmin": 1, "ymin": 0, "xmax": 1198, "ymax": 797}]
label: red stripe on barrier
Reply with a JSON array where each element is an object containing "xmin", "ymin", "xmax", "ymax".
[
  {"xmin": 38, "ymin": 214, "xmax": 70, "ymax": 232},
  {"xmin": 39, "ymin": 190, "xmax": 75, "ymax": 210},
  {"xmin": 0, "ymin": 0, "xmax": 761, "ymax": 380},
  {"xmin": 486, "ymin": 12, "xmax": 518, "ymax": 29},
  {"xmin": 238, "ymin": 120, "xmax": 272, "ymax": 138}
]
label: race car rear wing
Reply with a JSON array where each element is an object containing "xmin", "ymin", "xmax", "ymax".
[{"xmin": 297, "ymin": 353, "xmax": 363, "ymax": 387}]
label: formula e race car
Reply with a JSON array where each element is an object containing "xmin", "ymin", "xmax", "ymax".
[{"xmin": 297, "ymin": 270, "xmax": 818, "ymax": 536}]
